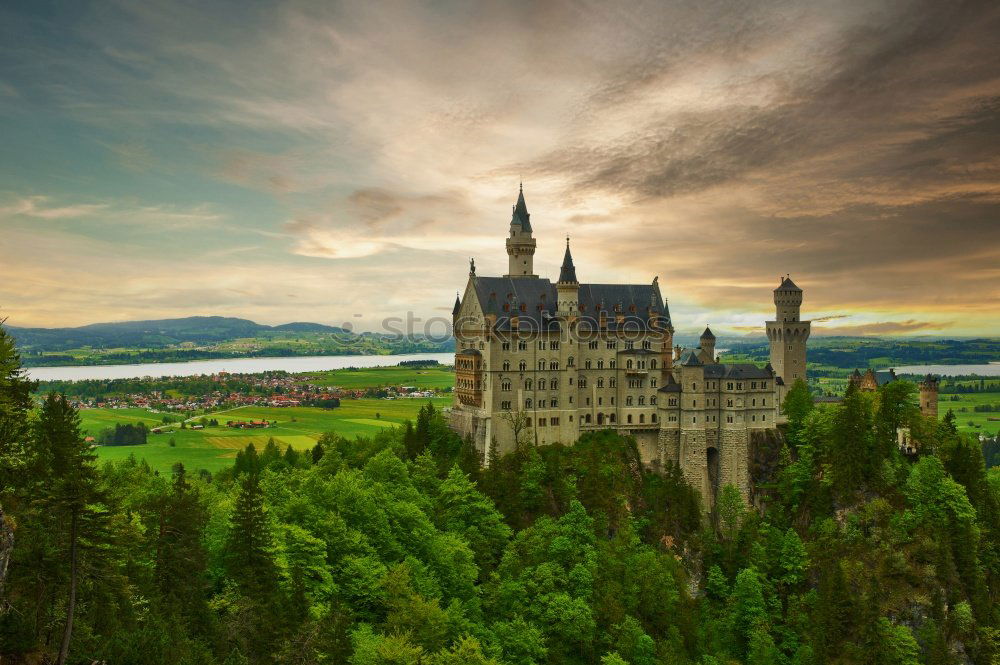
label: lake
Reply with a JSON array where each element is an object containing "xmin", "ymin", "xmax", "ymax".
[
  {"xmin": 892, "ymin": 362, "xmax": 1000, "ymax": 377},
  {"xmin": 25, "ymin": 352, "xmax": 456, "ymax": 382}
]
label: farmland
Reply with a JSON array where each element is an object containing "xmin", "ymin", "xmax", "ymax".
[{"xmin": 85, "ymin": 397, "xmax": 451, "ymax": 473}]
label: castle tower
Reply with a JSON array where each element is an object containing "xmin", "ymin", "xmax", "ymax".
[
  {"xmin": 765, "ymin": 276, "xmax": 811, "ymax": 385},
  {"xmin": 699, "ymin": 326, "xmax": 716, "ymax": 363},
  {"xmin": 505, "ymin": 184, "xmax": 537, "ymax": 278},
  {"xmin": 919, "ymin": 374, "xmax": 939, "ymax": 420},
  {"xmin": 556, "ymin": 237, "xmax": 579, "ymax": 317}
]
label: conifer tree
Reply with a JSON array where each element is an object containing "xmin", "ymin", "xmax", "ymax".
[{"xmin": 226, "ymin": 470, "xmax": 279, "ymax": 602}]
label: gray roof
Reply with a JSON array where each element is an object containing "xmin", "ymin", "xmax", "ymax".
[
  {"xmin": 875, "ymin": 369, "xmax": 897, "ymax": 386},
  {"xmin": 471, "ymin": 276, "xmax": 668, "ymax": 331},
  {"xmin": 658, "ymin": 374, "xmax": 682, "ymax": 392},
  {"xmin": 452, "ymin": 293, "xmax": 461, "ymax": 316},
  {"xmin": 701, "ymin": 326, "xmax": 715, "ymax": 340},
  {"xmin": 678, "ymin": 350, "xmax": 703, "ymax": 366},
  {"xmin": 511, "ymin": 187, "xmax": 532, "ymax": 232},
  {"xmin": 703, "ymin": 363, "xmax": 774, "ymax": 379},
  {"xmin": 775, "ymin": 276, "xmax": 801, "ymax": 292}
]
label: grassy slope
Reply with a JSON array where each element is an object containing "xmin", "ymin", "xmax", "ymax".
[{"xmin": 86, "ymin": 397, "xmax": 451, "ymax": 473}]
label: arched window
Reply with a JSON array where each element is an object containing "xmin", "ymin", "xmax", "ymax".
[
  {"xmin": 524, "ymin": 379, "xmax": 532, "ymax": 390},
  {"xmin": 597, "ymin": 360, "xmax": 604, "ymax": 369},
  {"xmin": 626, "ymin": 396, "xmax": 633, "ymax": 406},
  {"xmin": 519, "ymin": 360, "xmax": 527, "ymax": 371},
  {"xmin": 639, "ymin": 414, "xmax": 645, "ymax": 423},
  {"xmin": 609, "ymin": 413, "xmax": 616, "ymax": 424},
  {"xmin": 585, "ymin": 360, "xmax": 592, "ymax": 369},
  {"xmin": 597, "ymin": 378, "xmax": 604, "ymax": 388},
  {"xmin": 579, "ymin": 377, "xmax": 587, "ymax": 388},
  {"xmin": 585, "ymin": 414, "xmax": 592, "ymax": 424},
  {"xmin": 501, "ymin": 380, "xmax": 511, "ymax": 391},
  {"xmin": 550, "ymin": 361, "xmax": 559, "ymax": 370},
  {"xmin": 639, "ymin": 396, "xmax": 645, "ymax": 405},
  {"xmin": 538, "ymin": 360, "xmax": 545, "ymax": 370},
  {"xmin": 609, "ymin": 378, "xmax": 617, "ymax": 388},
  {"xmin": 538, "ymin": 378, "xmax": 546, "ymax": 390},
  {"xmin": 650, "ymin": 359, "xmax": 657, "ymax": 370},
  {"xmin": 503, "ymin": 360, "xmax": 510, "ymax": 371},
  {"xmin": 627, "ymin": 414, "xmax": 633, "ymax": 423},
  {"xmin": 597, "ymin": 413, "xmax": 604, "ymax": 425},
  {"xmin": 525, "ymin": 398, "xmax": 532, "ymax": 408},
  {"xmin": 610, "ymin": 360, "xmax": 616, "ymax": 369},
  {"xmin": 567, "ymin": 356, "xmax": 575, "ymax": 367},
  {"xmin": 551, "ymin": 380, "xmax": 558, "ymax": 390},
  {"xmin": 627, "ymin": 359, "xmax": 633, "ymax": 369}
]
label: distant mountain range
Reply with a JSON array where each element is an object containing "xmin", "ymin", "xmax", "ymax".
[{"xmin": 7, "ymin": 316, "xmax": 352, "ymax": 349}]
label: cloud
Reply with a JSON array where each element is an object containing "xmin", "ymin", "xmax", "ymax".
[
  {"xmin": 813, "ymin": 320, "xmax": 956, "ymax": 336},
  {"xmin": 0, "ymin": 196, "xmax": 107, "ymax": 219}
]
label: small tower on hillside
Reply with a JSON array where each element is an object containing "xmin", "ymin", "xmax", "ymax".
[
  {"xmin": 505, "ymin": 184, "xmax": 537, "ymax": 278},
  {"xmin": 919, "ymin": 375, "xmax": 939, "ymax": 420},
  {"xmin": 699, "ymin": 326, "xmax": 716, "ymax": 363},
  {"xmin": 766, "ymin": 276, "xmax": 811, "ymax": 385},
  {"xmin": 556, "ymin": 237, "xmax": 579, "ymax": 318}
]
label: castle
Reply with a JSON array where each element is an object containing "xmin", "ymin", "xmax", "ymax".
[{"xmin": 449, "ymin": 188, "xmax": 810, "ymax": 507}]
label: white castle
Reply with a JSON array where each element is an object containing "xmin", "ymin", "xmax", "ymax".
[{"xmin": 449, "ymin": 187, "xmax": 809, "ymax": 506}]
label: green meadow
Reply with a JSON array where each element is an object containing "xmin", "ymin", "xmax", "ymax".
[
  {"xmin": 84, "ymin": 397, "xmax": 452, "ymax": 474},
  {"xmin": 299, "ymin": 365, "xmax": 455, "ymax": 390},
  {"xmin": 938, "ymin": 392, "xmax": 1000, "ymax": 436}
]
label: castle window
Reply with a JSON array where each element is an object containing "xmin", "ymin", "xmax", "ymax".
[
  {"xmin": 551, "ymin": 398, "xmax": 558, "ymax": 407},
  {"xmin": 669, "ymin": 415, "xmax": 677, "ymax": 422},
  {"xmin": 518, "ymin": 341, "xmax": 527, "ymax": 351},
  {"xmin": 597, "ymin": 378, "xmax": 604, "ymax": 388},
  {"xmin": 539, "ymin": 400, "xmax": 546, "ymax": 408},
  {"xmin": 610, "ymin": 378, "xmax": 617, "ymax": 388},
  {"xmin": 586, "ymin": 398, "xmax": 591, "ymax": 406},
  {"xmin": 538, "ymin": 360, "xmax": 545, "ymax": 370},
  {"xmin": 609, "ymin": 413, "xmax": 616, "ymax": 423},
  {"xmin": 752, "ymin": 415, "xmax": 756, "ymax": 422},
  {"xmin": 626, "ymin": 396, "xmax": 633, "ymax": 406},
  {"xmin": 737, "ymin": 383, "xmax": 743, "ymax": 390},
  {"xmin": 752, "ymin": 398, "xmax": 756, "ymax": 406},
  {"xmin": 597, "ymin": 360, "xmax": 604, "ymax": 369},
  {"xmin": 610, "ymin": 360, "xmax": 616, "ymax": 369},
  {"xmin": 727, "ymin": 399, "xmax": 733, "ymax": 407},
  {"xmin": 762, "ymin": 382, "xmax": 767, "ymax": 389},
  {"xmin": 638, "ymin": 360, "xmax": 645, "ymax": 369},
  {"xmin": 607, "ymin": 341, "xmax": 616, "ymax": 349},
  {"xmin": 525, "ymin": 379, "xmax": 532, "ymax": 390},
  {"xmin": 589, "ymin": 341, "xmax": 599, "ymax": 350},
  {"xmin": 579, "ymin": 377, "xmax": 587, "ymax": 388},
  {"xmin": 727, "ymin": 382, "xmax": 734, "ymax": 390},
  {"xmin": 502, "ymin": 342, "xmax": 510, "ymax": 351},
  {"xmin": 727, "ymin": 415, "xmax": 733, "ymax": 423},
  {"xmin": 639, "ymin": 414, "xmax": 645, "ymax": 423},
  {"xmin": 585, "ymin": 360, "xmax": 593, "ymax": 369},
  {"xmin": 762, "ymin": 399, "xmax": 766, "ymax": 406},
  {"xmin": 650, "ymin": 378, "xmax": 657, "ymax": 388},
  {"xmin": 585, "ymin": 414, "xmax": 591, "ymax": 423},
  {"xmin": 551, "ymin": 417, "xmax": 560, "ymax": 426},
  {"xmin": 692, "ymin": 416, "xmax": 696, "ymax": 423},
  {"xmin": 610, "ymin": 397, "xmax": 615, "ymax": 405},
  {"xmin": 538, "ymin": 379, "xmax": 546, "ymax": 390},
  {"xmin": 642, "ymin": 341, "xmax": 651, "ymax": 350},
  {"xmin": 669, "ymin": 398, "xmax": 677, "ymax": 406},
  {"xmin": 526, "ymin": 418, "xmax": 531, "ymax": 427},
  {"xmin": 538, "ymin": 418, "xmax": 546, "ymax": 427},
  {"xmin": 762, "ymin": 415, "xmax": 767, "ymax": 421},
  {"xmin": 628, "ymin": 414, "xmax": 633, "ymax": 423},
  {"xmin": 550, "ymin": 361, "xmax": 559, "ymax": 370},
  {"xmin": 567, "ymin": 356, "xmax": 575, "ymax": 367},
  {"xmin": 693, "ymin": 400, "xmax": 697, "ymax": 407},
  {"xmin": 650, "ymin": 360, "xmax": 657, "ymax": 370},
  {"xmin": 501, "ymin": 401, "xmax": 511, "ymax": 410},
  {"xmin": 692, "ymin": 383, "xmax": 696, "ymax": 391},
  {"xmin": 519, "ymin": 360, "xmax": 527, "ymax": 371},
  {"xmin": 627, "ymin": 359, "xmax": 633, "ymax": 369},
  {"xmin": 651, "ymin": 396, "xmax": 656, "ymax": 405},
  {"xmin": 625, "ymin": 341, "xmax": 634, "ymax": 350},
  {"xmin": 501, "ymin": 380, "xmax": 511, "ymax": 391},
  {"xmin": 569, "ymin": 396, "xmax": 573, "ymax": 404},
  {"xmin": 551, "ymin": 380, "xmax": 558, "ymax": 390},
  {"xmin": 538, "ymin": 341, "xmax": 546, "ymax": 350},
  {"xmin": 479, "ymin": 342, "xmax": 484, "ymax": 350},
  {"xmin": 652, "ymin": 414, "xmax": 657, "ymax": 422},
  {"xmin": 550, "ymin": 341, "xmax": 559, "ymax": 350},
  {"xmin": 525, "ymin": 399, "xmax": 532, "ymax": 408},
  {"xmin": 503, "ymin": 360, "xmax": 510, "ymax": 371},
  {"xmin": 520, "ymin": 303, "xmax": 527, "ymax": 312},
  {"xmin": 598, "ymin": 397, "xmax": 603, "ymax": 405},
  {"xmin": 639, "ymin": 396, "xmax": 646, "ymax": 405}
]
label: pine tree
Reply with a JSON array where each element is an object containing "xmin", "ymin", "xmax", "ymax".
[
  {"xmin": 225, "ymin": 470, "xmax": 278, "ymax": 602},
  {"xmin": 0, "ymin": 322, "xmax": 33, "ymax": 600}
]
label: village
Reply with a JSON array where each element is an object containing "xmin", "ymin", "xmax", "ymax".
[{"xmin": 60, "ymin": 369, "xmax": 444, "ymax": 414}]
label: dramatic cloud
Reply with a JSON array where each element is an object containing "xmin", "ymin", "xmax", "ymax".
[{"xmin": 0, "ymin": 0, "xmax": 997, "ymax": 333}]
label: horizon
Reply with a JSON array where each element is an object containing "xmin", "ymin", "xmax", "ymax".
[{"xmin": 2, "ymin": 0, "xmax": 999, "ymax": 335}]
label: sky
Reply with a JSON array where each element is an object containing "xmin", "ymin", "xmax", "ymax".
[{"xmin": 1, "ymin": 0, "xmax": 998, "ymax": 338}]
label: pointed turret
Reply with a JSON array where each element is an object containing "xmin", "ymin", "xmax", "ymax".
[
  {"xmin": 511, "ymin": 183, "xmax": 532, "ymax": 232},
  {"xmin": 557, "ymin": 237, "xmax": 580, "ymax": 318},
  {"xmin": 505, "ymin": 184, "xmax": 537, "ymax": 278},
  {"xmin": 558, "ymin": 238, "xmax": 577, "ymax": 284},
  {"xmin": 452, "ymin": 292, "xmax": 461, "ymax": 316},
  {"xmin": 699, "ymin": 325, "xmax": 717, "ymax": 363},
  {"xmin": 701, "ymin": 326, "xmax": 715, "ymax": 340}
]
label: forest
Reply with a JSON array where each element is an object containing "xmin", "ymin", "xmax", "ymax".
[{"xmin": 1, "ymin": 322, "xmax": 999, "ymax": 665}]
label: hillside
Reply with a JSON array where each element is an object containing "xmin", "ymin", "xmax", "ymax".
[{"xmin": 8, "ymin": 316, "xmax": 451, "ymax": 366}]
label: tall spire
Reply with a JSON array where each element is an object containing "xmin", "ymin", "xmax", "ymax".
[
  {"xmin": 511, "ymin": 185, "xmax": 531, "ymax": 232},
  {"xmin": 558, "ymin": 236, "xmax": 577, "ymax": 283},
  {"xmin": 452, "ymin": 292, "xmax": 461, "ymax": 316}
]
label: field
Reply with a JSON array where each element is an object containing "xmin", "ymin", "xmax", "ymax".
[
  {"xmin": 938, "ymin": 392, "xmax": 1000, "ymax": 436},
  {"xmin": 300, "ymin": 365, "xmax": 455, "ymax": 390},
  {"xmin": 84, "ymin": 397, "xmax": 451, "ymax": 474}
]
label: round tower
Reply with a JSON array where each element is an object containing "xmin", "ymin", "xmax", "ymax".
[
  {"xmin": 919, "ymin": 374, "xmax": 939, "ymax": 420},
  {"xmin": 505, "ymin": 184, "xmax": 537, "ymax": 278},
  {"xmin": 765, "ymin": 275, "xmax": 811, "ymax": 385}
]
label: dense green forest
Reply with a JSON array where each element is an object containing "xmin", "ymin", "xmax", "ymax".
[{"xmin": 1, "ymin": 323, "xmax": 999, "ymax": 665}]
